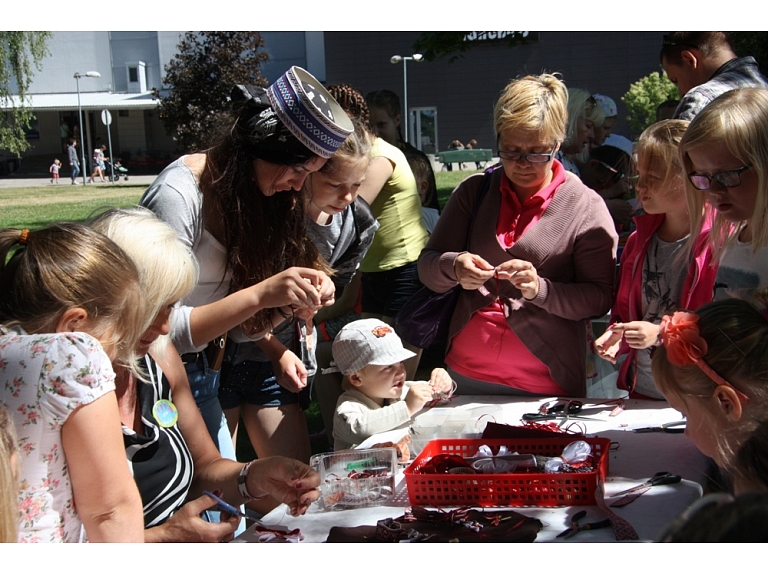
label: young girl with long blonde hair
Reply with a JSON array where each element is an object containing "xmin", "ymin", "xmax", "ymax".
[{"xmin": 595, "ymin": 120, "xmax": 718, "ymax": 398}]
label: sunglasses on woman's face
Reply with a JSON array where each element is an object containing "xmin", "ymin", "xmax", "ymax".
[{"xmin": 687, "ymin": 166, "xmax": 751, "ymax": 191}]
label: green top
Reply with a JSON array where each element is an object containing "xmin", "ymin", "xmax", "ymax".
[{"xmin": 360, "ymin": 137, "xmax": 429, "ymax": 273}]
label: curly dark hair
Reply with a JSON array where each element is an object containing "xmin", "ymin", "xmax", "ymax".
[
  {"xmin": 327, "ymin": 84, "xmax": 371, "ymax": 127},
  {"xmin": 198, "ymin": 86, "xmax": 330, "ymax": 333}
]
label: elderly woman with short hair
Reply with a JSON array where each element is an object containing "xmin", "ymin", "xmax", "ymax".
[{"xmin": 418, "ymin": 73, "xmax": 617, "ymax": 397}]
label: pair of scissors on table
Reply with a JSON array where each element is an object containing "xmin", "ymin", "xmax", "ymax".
[
  {"xmin": 611, "ymin": 471, "xmax": 682, "ymax": 497},
  {"xmin": 556, "ymin": 510, "xmax": 611, "ymax": 539},
  {"xmin": 633, "ymin": 420, "xmax": 686, "ymax": 433},
  {"xmin": 522, "ymin": 411, "xmax": 603, "ymax": 424}
]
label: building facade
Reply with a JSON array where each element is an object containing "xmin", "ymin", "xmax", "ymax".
[
  {"xmin": 2, "ymin": 31, "xmax": 664, "ymax": 175},
  {"xmin": 324, "ymin": 31, "xmax": 664, "ymax": 153}
]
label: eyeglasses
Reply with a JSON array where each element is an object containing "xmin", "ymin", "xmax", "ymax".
[
  {"xmin": 687, "ymin": 166, "xmax": 751, "ymax": 191},
  {"xmin": 497, "ymin": 145, "xmax": 557, "ymax": 164}
]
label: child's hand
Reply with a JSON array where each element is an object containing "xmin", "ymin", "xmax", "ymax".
[
  {"xmin": 405, "ymin": 384, "xmax": 433, "ymax": 416},
  {"xmin": 595, "ymin": 325, "xmax": 624, "ymax": 364},
  {"xmin": 619, "ymin": 321, "xmax": 660, "ymax": 349},
  {"xmin": 429, "ymin": 368, "xmax": 453, "ymax": 395}
]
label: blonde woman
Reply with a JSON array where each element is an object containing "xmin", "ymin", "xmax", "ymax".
[
  {"xmin": 418, "ymin": 74, "xmax": 617, "ymax": 397},
  {"xmin": 557, "ymin": 88, "xmax": 605, "ymax": 175},
  {"xmin": 91, "ymin": 208, "xmax": 321, "ymax": 542}
]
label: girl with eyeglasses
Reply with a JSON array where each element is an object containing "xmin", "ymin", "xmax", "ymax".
[
  {"xmin": 681, "ymin": 87, "xmax": 768, "ymax": 302},
  {"xmin": 595, "ymin": 120, "xmax": 718, "ymax": 399},
  {"xmin": 418, "ymin": 74, "xmax": 617, "ymax": 397}
]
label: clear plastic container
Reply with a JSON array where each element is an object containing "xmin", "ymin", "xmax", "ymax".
[{"xmin": 310, "ymin": 447, "xmax": 397, "ymax": 511}]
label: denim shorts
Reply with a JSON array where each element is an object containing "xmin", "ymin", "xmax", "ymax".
[
  {"xmin": 218, "ymin": 360, "xmax": 311, "ymax": 410},
  {"xmin": 183, "ymin": 352, "xmax": 236, "ymax": 460},
  {"xmin": 361, "ymin": 261, "xmax": 423, "ymax": 318}
]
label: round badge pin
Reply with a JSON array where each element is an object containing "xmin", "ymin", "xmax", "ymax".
[{"xmin": 152, "ymin": 399, "xmax": 178, "ymax": 428}]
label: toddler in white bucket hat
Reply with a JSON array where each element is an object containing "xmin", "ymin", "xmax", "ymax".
[{"xmin": 329, "ymin": 319, "xmax": 454, "ymax": 451}]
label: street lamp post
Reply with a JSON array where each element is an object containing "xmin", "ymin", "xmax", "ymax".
[
  {"xmin": 74, "ymin": 71, "xmax": 101, "ymax": 185},
  {"xmin": 389, "ymin": 54, "xmax": 423, "ymax": 144}
]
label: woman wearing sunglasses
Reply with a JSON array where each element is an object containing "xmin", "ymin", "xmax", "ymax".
[
  {"xmin": 681, "ymin": 87, "xmax": 768, "ymax": 303},
  {"xmin": 418, "ymin": 73, "xmax": 617, "ymax": 397}
]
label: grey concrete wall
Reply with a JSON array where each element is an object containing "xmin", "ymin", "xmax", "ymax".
[{"xmin": 23, "ymin": 32, "xmax": 114, "ymax": 94}]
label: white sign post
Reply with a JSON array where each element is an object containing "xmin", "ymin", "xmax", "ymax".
[{"xmin": 101, "ymin": 109, "xmax": 115, "ymax": 182}]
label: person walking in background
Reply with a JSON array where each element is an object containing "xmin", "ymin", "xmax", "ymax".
[
  {"xmin": 89, "ymin": 145, "xmax": 107, "ymax": 183},
  {"xmin": 67, "ymin": 138, "xmax": 79, "ymax": 185},
  {"xmin": 49, "ymin": 159, "xmax": 61, "ymax": 184}
]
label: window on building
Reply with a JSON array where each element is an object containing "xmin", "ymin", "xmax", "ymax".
[{"xmin": 128, "ymin": 67, "xmax": 138, "ymax": 83}]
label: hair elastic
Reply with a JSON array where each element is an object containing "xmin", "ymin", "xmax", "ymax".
[
  {"xmin": 660, "ymin": 311, "xmax": 750, "ymax": 404},
  {"xmin": 18, "ymin": 229, "xmax": 30, "ymax": 246}
]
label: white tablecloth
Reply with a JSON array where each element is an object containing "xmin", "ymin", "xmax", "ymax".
[{"xmin": 235, "ymin": 395, "xmax": 707, "ymax": 543}]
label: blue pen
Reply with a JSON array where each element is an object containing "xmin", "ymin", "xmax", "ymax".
[
  {"xmin": 203, "ymin": 491, "xmax": 264, "ymax": 521},
  {"xmin": 203, "ymin": 490, "xmax": 245, "ymax": 517}
]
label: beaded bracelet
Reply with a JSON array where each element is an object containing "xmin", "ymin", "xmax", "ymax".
[{"xmin": 238, "ymin": 461, "xmax": 267, "ymax": 501}]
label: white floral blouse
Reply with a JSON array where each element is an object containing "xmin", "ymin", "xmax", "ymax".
[{"xmin": 0, "ymin": 326, "xmax": 116, "ymax": 543}]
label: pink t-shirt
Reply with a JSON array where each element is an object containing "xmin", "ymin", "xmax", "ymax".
[{"xmin": 446, "ymin": 162, "xmax": 567, "ymax": 395}]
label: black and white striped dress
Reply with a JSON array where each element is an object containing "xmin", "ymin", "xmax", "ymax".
[{"xmin": 123, "ymin": 355, "xmax": 194, "ymax": 528}]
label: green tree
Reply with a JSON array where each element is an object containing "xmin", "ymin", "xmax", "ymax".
[
  {"xmin": 622, "ymin": 72, "xmax": 679, "ymax": 134},
  {"xmin": 155, "ymin": 32, "xmax": 269, "ymax": 153},
  {"xmin": 0, "ymin": 32, "xmax": 51, "ymax": 155}
]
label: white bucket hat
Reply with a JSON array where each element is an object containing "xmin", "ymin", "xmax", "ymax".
[{"xmin": 329, "ymin": 319, "xmax": 416, "ymax": 375}]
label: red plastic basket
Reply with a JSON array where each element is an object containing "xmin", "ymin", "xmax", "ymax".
[{"xmin": 404, "ymin": 437, "xmax": 610, "ymax": 507}]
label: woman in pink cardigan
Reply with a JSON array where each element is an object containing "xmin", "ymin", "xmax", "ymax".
[{"xmin": 418, "ymin": 74, "xmax": 617, "ymax": 397}]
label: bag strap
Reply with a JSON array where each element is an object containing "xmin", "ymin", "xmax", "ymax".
[{"xmin": 465, "ymin": 164, "xmax": 498, "ymax": 249}]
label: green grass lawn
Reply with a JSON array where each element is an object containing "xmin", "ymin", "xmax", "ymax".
[
  {"xmin": 435, "ymin": 168, "xmax": 482, "ymax": 209},
  {"xmin": 0, "ymin": 168, "xmax": 482, "ymax": 230},
  {"xmin": 0, "ymin": 185, "xmax": 146, "ymax": 230}
]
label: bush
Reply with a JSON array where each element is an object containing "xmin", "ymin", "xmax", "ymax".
[{"xmin": 622, "ymin": 72, "xmax": 679, "ymax": 134}]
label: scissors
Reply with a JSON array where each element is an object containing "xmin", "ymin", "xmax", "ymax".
[
  {"xmin": 612, "ymin": 471, "xmax": 682, "ymax": 497},
  {"xmin": 633, "ymin": 420, "xmax": 686, "ymax": 433},
  {"xmin": 522, "ymin": 412, "xmax": 602, "ymax": 424},
  {"xmin": 556, "ymin": 510, "xmax": 612, "ymax": 539}
]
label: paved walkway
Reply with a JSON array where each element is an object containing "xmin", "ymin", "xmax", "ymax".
[{"xmin": 0, "ymin": 175, "xmax": 158, "ymax": 188}]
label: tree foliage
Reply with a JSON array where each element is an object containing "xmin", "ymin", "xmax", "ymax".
[
  {"xmin": 622, "ymin": 72, "xmax": 679, "ymax": 134},
  {"xmin": 0, "ymin": 32, "xmax": 51, "ymax": 155},
  {"xmin": 155, "ymin": 32, "xmax": 269, "ymax": 153},
  {"xmin": 413, "ymin": 32, "xmax": 529, "ymax": 63},
  {"xmin": 729, "ymin": 31, "xmax": 768, "ymax": 75}
]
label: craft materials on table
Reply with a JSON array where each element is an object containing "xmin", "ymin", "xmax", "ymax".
[
  {"xmin": 310, "ymin": 447, "xmax": 398, "ymax": 511},
  {"xmin": 404, "ymin": 437, "xmax": 610, "ymax": 507},
  {"xmin": 235, "ymin": 396, "xmax": 707, "ymax": 543},
  {"xmin": 325, "ymin": 505, "xmax": 543, "ymax": 543},
  {"xmin": 633, "ymin": 421, "xmax": 686, "ymax": 433},
  {"xmin": 609, "ymin": 471, "xmax": 683, "ymax": 507},
  {"xmin": 556, "ymin": 510, "xmax": 612, "ymax": 539}
]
